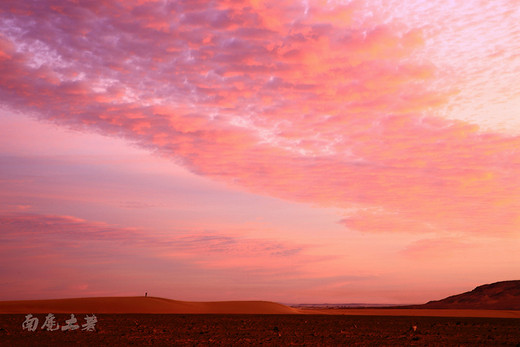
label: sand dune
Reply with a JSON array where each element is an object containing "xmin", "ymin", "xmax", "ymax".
[{"xmin": 0, "ymin": 296, "xmax": 300, "ymax": 314}]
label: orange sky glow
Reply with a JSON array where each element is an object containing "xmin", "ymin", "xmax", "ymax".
[{"xmin": 1, "ymin": 0, "xmax": 519, "ymax": 304}]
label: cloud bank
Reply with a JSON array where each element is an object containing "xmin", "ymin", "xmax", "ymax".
[{"xmin": 1, "ymin": 0, "xmax": 520, "ymax": 238}]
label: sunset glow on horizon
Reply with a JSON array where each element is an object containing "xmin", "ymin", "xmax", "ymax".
[{"xmin": 1, "ymin": 0, "xmax": 520, "ymax": 304}]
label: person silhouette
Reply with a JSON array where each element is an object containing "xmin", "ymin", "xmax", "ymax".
[{"xmin": 145, "ymin": 292, "xmax": 147, "ymax": 297}]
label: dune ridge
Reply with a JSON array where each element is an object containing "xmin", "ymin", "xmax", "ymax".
[{"xmin": 0, "ymin": 296, "xmax": 300, "ymax": 314}]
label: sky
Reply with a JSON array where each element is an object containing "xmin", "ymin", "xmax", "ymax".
[{"xmin": 1, "ymin": 0, "xmax": 519, "ymax": 304}]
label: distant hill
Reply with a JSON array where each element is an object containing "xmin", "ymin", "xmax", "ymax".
[{"xmin": 412, "ymin": 280, "xmax": 520, "ymax": 310}]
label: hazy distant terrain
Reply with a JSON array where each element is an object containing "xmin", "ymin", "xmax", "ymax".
[{"xmin": 290, "ymin": 303, "xmax": 402, "ymax": 309}]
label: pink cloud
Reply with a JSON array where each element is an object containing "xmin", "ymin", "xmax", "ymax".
[
  {"xmin": 0, "ymin": 213, "xmax": 308, "ymax": 262},
  {"xmin": 400, "ymin": 237, "xmax": 474, "ymax": 259},
  {"xmin": 1, "ymin": 0, "xmax": 520, "ymax": 240},
  {"xmin": 0, "ymin": 213, "xmax": 320, "ymax": 300}
]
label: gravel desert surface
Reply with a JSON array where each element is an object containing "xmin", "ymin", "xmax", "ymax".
[{"xmin": 1, "ymin": 313, "xmax": 520, "ymax": 346}]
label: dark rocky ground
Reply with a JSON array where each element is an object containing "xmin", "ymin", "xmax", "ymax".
[{"xmin": 1, "ymin": 313, "xmax": 519, "ymax": 346}]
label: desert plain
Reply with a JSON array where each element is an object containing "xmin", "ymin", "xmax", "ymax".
[{"xmin": 1, "ymin": 296, "xmax": 520, "ymax": 346}]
